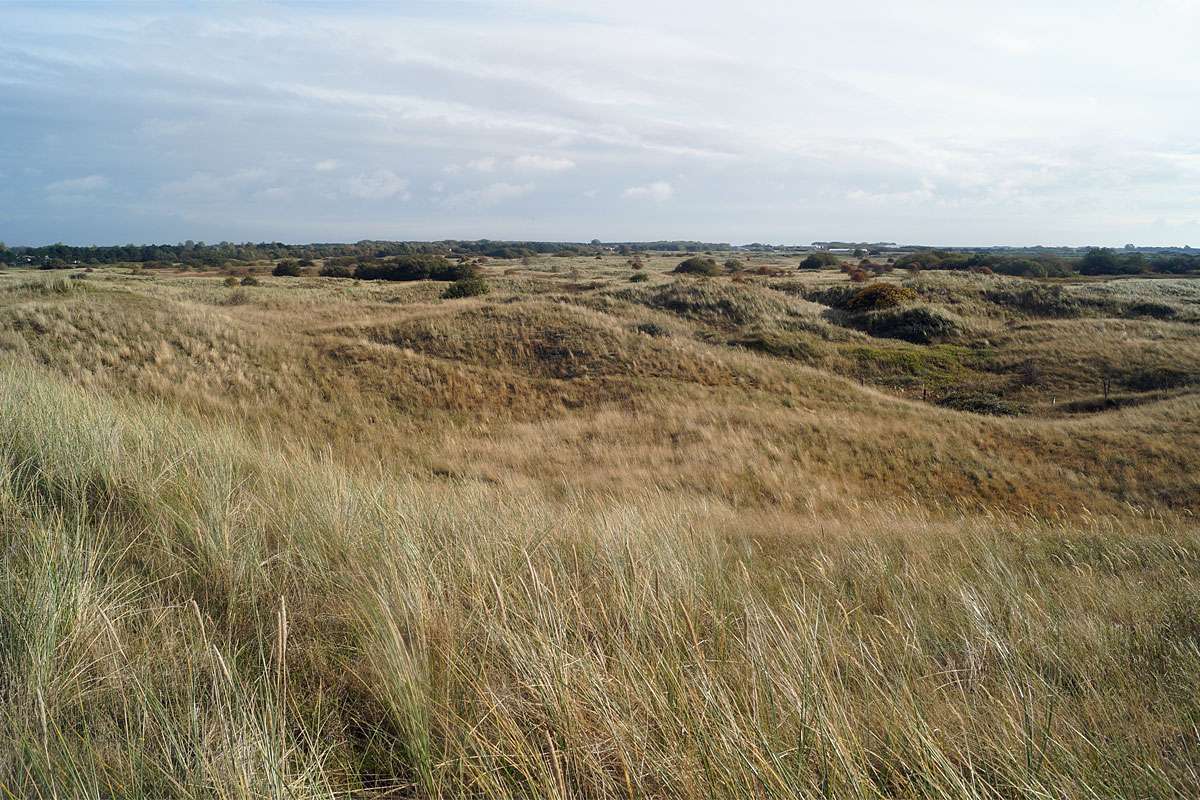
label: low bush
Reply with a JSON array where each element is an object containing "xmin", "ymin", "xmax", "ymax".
[
  {"xmin": 219, "ymin": 288, "xmax": 252, "ymax": 306},
  {"xmin": 982, "ymin": 284, "xmax": 1081, "ymax": 317},
  {"xmin": 799, "ymin": 252, "xmax": 839, "ymax": 270},
  {"xmin": 1124, "ymin": 366, "xmax": 1195, "ymax": 392},
  {"xmin": 844, "ymin": 282, "xmax": 918, "ymax": 312},
  {"xmin": 937, "ymin": 389, "xmax": 1026, "ymax": 416},
  {"xmin": 629, "ymin": 272, "xmax": 650, "ymax": 283},
  {"xmin": 240, "ymin": 276, "xmax": 260, "ymax": 287},
  {"xmin": 673, "ymin": 256, "xmax": 721, "ymax": 276},
  {"xmin": 730, "ymin": 331, "xmax": 822, "ymax": 362},
  {"xmin": 634, "ymin": 321, "xmax": 670, "ymax": 337},
  {"xmin": 1125, "ymin": 300, "xmax": 1178, "ymax": 320},
  {"xmin": 804, "ymin": 285, "xmax": 860, "ymax": 309},
  {"xmin": 441, "ymin": 275, "xmax": 490, "ymax": 299},
  {"xmin": 320, "ymin": 263, "xmax": 354, "ymax": 278},
  {"xmin": 272, "ymin": 260, "xmax": 303, "ymax": 277},
  {"xmin": 356, "ymin": 255, "xmax": 471, "ymax": 282},
  {"xmin": 860, "ymin": 305, "xmax": 969, "ymax": 344},
  {"xmin": 223, "ymin": 276, "xmax": 239, "ymax": 287}
]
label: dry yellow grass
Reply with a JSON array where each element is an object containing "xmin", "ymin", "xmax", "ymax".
[{"xmin": 1, "ymin": 261, "xmax": 1198, "ymax": 797}]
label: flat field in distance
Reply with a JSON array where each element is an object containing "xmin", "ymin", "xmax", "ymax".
[{"xmin": 2, "ymin": 253, "xmax": 1199, "ymax": 798}]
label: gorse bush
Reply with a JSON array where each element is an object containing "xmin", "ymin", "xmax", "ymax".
[
  {"xmin": 844, "ymin": 282, "xmax": 918, "ymax": 312},
  {"xmin": 272, "ymin": 260, "xmax": 303, "ymax": 277}
]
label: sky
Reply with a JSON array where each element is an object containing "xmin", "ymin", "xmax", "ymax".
[{"xmin": 1, "ymin": 0, "xmax": 1199, "ymax": 247}]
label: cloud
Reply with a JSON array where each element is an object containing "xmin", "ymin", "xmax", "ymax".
[
  {"xmin": 343, "ymin": 170, "xmax": 411, "ymax": 200},
  {"xmin": 513, "ymin": 154, "xmax": 576, "ymax": 172},
  {"xmin": 440, "ymin": 182, "xmax": 534, "ymax": 208},
  {"xmin": 622, "ymin": 181, "xmax": 673, "ymax": 202},
  {"xmin": 45, "ymin": 174, "xmax": 108, "ymax": 194},
  {"xmin": 845, "ymin": 179, "xmax": 938, "ymax": 206},
  {"xmin": 159, "ymin": 169, "xmax": 267, "ymax": 199},
  {"xmin": 4, "ymin": 2, "xmax": 1200, "ymax": 245}
]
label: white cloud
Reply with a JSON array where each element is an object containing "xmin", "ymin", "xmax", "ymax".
[
  {"xmin": 6, "ymin": 2, "xmax": 1200, "ymax": 244},
  {"xmin": 344, "ymin": 170, "xmax": 411, "ymax": 200},
  {"xmin": 513, "ymin": 154, "xmax": 575, "ymax": 172},
  {"xmin": 623, "ymin": 181, "xmax": 673, "ymax": 202},
  {"xmin": 159, "ymin": 169, "xmax": 267, "ymax": 199},
  {"xmin": 45, "ymin": 174, "xmax": 108, "ymax": 194},
  {"xmin": 440, "ymin": 182, "xmax": 534, "ymax": 208}
]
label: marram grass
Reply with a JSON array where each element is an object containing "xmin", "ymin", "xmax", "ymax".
[{"xmin": 1, "ymin": 362, "xmax": 1199, "ymax": 798}]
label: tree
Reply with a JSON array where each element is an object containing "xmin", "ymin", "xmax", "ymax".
[{"xmin": 1079, "ymin": 248, "xmax": 1119, "ymax": 275}]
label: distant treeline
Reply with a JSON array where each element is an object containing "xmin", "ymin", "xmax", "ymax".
[
  {"xmin": 0, "ymin": 239, "xmax": 734, "ymax": 268},
  {"xmin": 894, "ymin": 248, "xmax": 1200, "ymax": 277}
]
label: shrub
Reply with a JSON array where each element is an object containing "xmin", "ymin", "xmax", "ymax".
[
  {"xmin": 724, "ymin": 259, "xmax": 745, "ymax": 273},
  {"xmin": 730, "ymin": 331, "xmax": 822, "ymax": 362},
  {"xmin": 799, "ymin": 252, "xmax": 839, "ymax": 270},
  {"xmin": 982, "ymin": 285, "xmax": 1080, "ymax": 317},
  {"xmin": 634, "ymin": 321, "xmax": 670, "ymax": 337},
  {"xmin": 272, "ymin": 260, "xmax": 303, "ymax": 277},
  {"xmin": 1124, "ymin": 366, "xmax": 1195, "ymax": 392},
  {"xmin": 844, "ymin": 282, "xmax": 918, "ymax": 312},
  {"xmin": 220, "ymin": 288, "xmax": 252, "ymax": 306},
  {"xmin": 629, "ymin": 272, "xmax": 650, "ymax": 283},
  {"xmin": 483, "ymin": 246, "xmax": 533, "ymax": 259},
  {"xmin": 937, "ymin": 389, "xmax": 1026, "ymax": 416},
  {"xmin": 320, "ymin": 263, "xmax": 355, "ymax": 278},
  {"xmin": 861, "ymin": 305, "xmax": 968, "ymax": 344},
  {"xmin": 356, "ymin": 255, "xmax": 470, "ymax": 282},
  {"xmin": 674, "ymin": 256, "xmax": 722, "ymax": 276},
  {"xmin": 848, "ymin": 268, "xmax": 869, "ymax": 283},
  {"xmin": 1126, "ymin": 301, "xmax": 1178, "ymax": 320},
  {"xmin": 240, "ymin": 276, "xmax": 260, "ymax": 287},
  {"xmin": 441, "ymin": 275, "xmax": 490, "ymax": 299},
  {"xmin": 223, "ymin": 276, "xmax": 239, "ymax": 287}
]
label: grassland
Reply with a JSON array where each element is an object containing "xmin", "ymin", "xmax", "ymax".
[{"xmin": 1, "ymin": 254, "xmax": 1198, "ymax": 798}]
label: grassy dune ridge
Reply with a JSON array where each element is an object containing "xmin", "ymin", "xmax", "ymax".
[{"xmin": 1, "ymin": 260, "xmax": 1199, "ymax": 797}]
